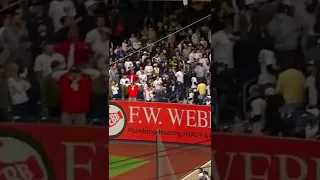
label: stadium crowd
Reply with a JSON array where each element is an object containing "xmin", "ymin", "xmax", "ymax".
[
  {"xmin": 0, "ymin": 0, "xmax": 210, "ymax": 125},
  {"xmin": 108, "ymin": 3, "xmax": 211, "ymax": 104},
  {"xmin": 212, "ymin": 0, "xmax": 320, "ymax": 138}
]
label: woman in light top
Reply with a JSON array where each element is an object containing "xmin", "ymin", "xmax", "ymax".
[{"xmin": 7, "ymin": 63, "xmax": 31, "ymax": 117}]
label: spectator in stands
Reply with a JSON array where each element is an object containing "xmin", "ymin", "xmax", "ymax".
[
  {"xmin": 211, "ymin": 15, "xmax": 234, "ymax": 69},
  {"xmin": 58, "ymin": 66, "xmax": 92, "ymax": 125},
  {"xmin": 34, "ymin": 41, "xmax": 65, "ymax": 81},
  {"xmin": 8, "ymin": 64, "xmax": 30, "ymax": 117},
  {"xmin": 267, "ymin": 2, "xmax": 301, "ymax": 69},
  {"xmin": 128, "ymin": 81, "xmax": 138, "ymax": 101},
  {"xmin": 276, "ymin": 60, "xmax": 305, "ymax": 114},
  {"xmin": 3, "ymin": 9, "xmax": 32, "ymax": 67},
  {"xmin": 42, "ymin": 60, "xmax": 63, "ymax": 118},
  {"xmin": 85, "ymin": 16, "xmax": 107, "ymax": 43}
]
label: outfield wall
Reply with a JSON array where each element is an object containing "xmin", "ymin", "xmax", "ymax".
[{"xmin": 109, "ymin": 100, "xmax": 211, "ymax": 146}]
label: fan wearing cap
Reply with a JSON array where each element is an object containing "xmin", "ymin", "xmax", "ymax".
[{"xmin": 57, "ymin": 66, "xmax": 93, "ymax": 125}]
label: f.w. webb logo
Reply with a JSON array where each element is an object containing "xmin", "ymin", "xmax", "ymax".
[
  {"xmin": 109, "ymin": 102, "xmax": 127, "ymax": 138},
  {"xmin": 0, "ymin": 127, "xmax": 54, "ymax": 180}
]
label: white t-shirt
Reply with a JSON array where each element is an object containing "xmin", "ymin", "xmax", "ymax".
[
  {"xmin": 144, "ymin": 66, "xmax": 153, "ymax": 76},
  {"xmin": 211, "ymin": 30, "xmax": 234, "ymax": 68},
  {"xmin": 48, "ymin": 0, "xmax": 76, "ymax": 32},
  {"xmin": 85, "ymin": 28, "xmax": 101, "ymax": 43},
  {"xmin": 191, "ymin": 77, "xmax": 197, "ymax": 88},
  {"xmin": 124, "ymin": 61, "xmax": 133, "ymax": 71},
  {"xmin": 122, "ymin": 42, "xmax": 128, "ymax": 52},
  {"xmin": 136, "ymin": 70, "xmax": 143, "ymax": 76},
  {"xmin": 111, "ymin": 86, "xmax": 119, "ymax": 95},
  {"xmin": 175, "ymin": 71, "xmax": 184, "ymax": 83},
  {"xmin": 34, "ymin": 53, "xmax": 65, "ymax": 77},
  {"xmin": 153, "ymin": 79, "xmax": 162, "ymax": 90},
  {"xmin": 189, "ymin": 52, "xmax": 195, "ymax": 62},
  {"xmin": 8, "ymin": 77, "xmax": 30, "ymax": 105},
  {"xmin": 192, "ymin": 33, "xmax": 200, "ymax": 45},
  {"xmin": 120, "ymin": 78, "xmax": 130, "ymax": 86},
  {"xmin": 258, "ymin": 49, "xmax": 277, "ymax": 85},
  {"xmin": 144, "ymin": 89, "xmax": 154, "ymax": 101},
  {"xmin": 133, "ymin": 41, "xmax": 142, "ymax": 50},
  {"xmin": 138, "ymin": 74, "xmax": 147, "ymax": 84},
  {"xmin": 251, "ymin": 97, "xmax": 266, "ymax": 117}
]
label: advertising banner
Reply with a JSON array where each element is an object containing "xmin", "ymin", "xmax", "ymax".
[
  {"xmin": 211, "ymin": 133, "xmax": 320, "ymax": 180},
  {"xmin": 109, "ymin": 100, "xmax": 211, "ymax": 146},
  {"xmin": 0, "ymin": 124, "xmax": 109, "ymax": 180}
]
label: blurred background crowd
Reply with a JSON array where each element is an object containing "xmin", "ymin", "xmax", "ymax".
[
  {"xmin": 212, "ymin": 0, "xmax": 320, "ymax": 139},
  {"xmin": 0, "ymin": 0, "xmax": 210, "ymax": 125}
]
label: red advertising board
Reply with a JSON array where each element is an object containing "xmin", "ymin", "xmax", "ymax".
[
  {"xmin": 0, "ymin": 124, "xmax": 109, "ymax": 180},
  {"xmin": 212, "ymin": 133, "xmax": 320, "ymax": 180},
  {"xmin": 109, "ymin": 100, "xmax": 211, "ymax": 146}
]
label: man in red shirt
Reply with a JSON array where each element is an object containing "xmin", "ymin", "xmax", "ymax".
[
  {"xmin": 58, "ymin": 67, "xmax": 93, "ymax": 125},
  {"xmin": 128, "ymin": 82, "xmax": 138, "ymax": 101}
]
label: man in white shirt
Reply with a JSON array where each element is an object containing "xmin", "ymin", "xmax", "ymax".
[
  {"xmin": 124, "ymin": 59, "xmax": 133, "ymax": 72},
  {"xmin": 119, "ymin": 75, "xmax": 130, "ymax": 86},
  {"xmin": 258, "ymin": 49, "xmax": 277, "ymax": 85},
  {"xmin": 132, "ymin": 39, "xmax": 142, "ymax": 50},
  {"xmin": 211, "ymin": 17, "xmax": 234, "ymax": 68},
  {"xmin": 189, "ymin": 50, "xmax": 195, "ymax": 62},
  {"xmin": 153, "ymin": 77, "xmax": 162, "ymax": 91},
  {"xmin": 122, "ymin": 40, "xmax": 128, "ymax": 52},
  {"xmin": 144, "ymin": 63, "xmax": 153, "ymax": 76},
  {"xmin": 138, "ymin": 70, "xmax": 147, "ymax": 84},
  {"xmin": 48, "ymin": 0, "xmax": 77, "ymax": 32},
  {"xmin": 192, "ymin": 30, "xmax": 200, "ymax": 45},
  {"xmin": 34, "ymin": 42, "xmax": 65, "ymax": 78},
  {"xmin": 175, "ymin": 69, "xmax": 184, "ymax": 83},
  {"xmin": 85, "ymin": 16, "xmax": 107, "ymax": 43}
]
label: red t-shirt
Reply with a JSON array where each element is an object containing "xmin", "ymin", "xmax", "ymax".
[
  {"xmin": 58, "ymin": 74, "xmax": 92, "ymax": 113},
  {"xmin": 128, "ymin": 85, "xmax": 138, "ymax": 98},
  {"xmin": 56, "ymin": 40, "xmax": 90, "ymax": 66}
]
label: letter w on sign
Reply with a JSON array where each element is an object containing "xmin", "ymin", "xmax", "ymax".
[
  {"xmin": 0, "ymin": 156, "xmax": 44, "ymax": 180},
  {"xmin": 109, "ymin": 111, "xmax": 124, "ymax": 127}
]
